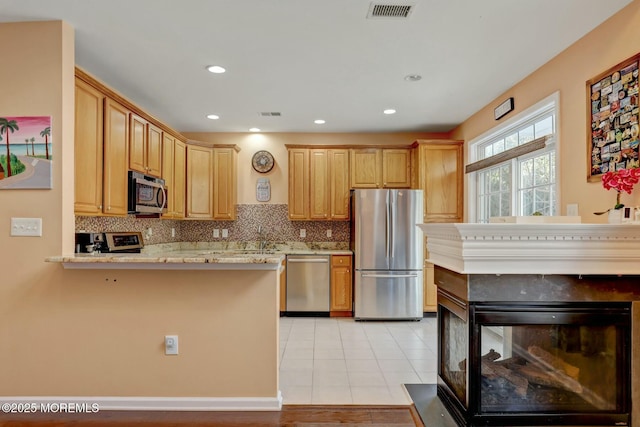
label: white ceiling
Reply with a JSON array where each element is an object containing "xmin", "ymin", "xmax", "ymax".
[{"xmin": 0, "ymin": 0, "xmax": 633, "ymax": 133}]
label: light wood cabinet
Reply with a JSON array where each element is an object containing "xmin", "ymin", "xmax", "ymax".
[
  {"xmin": 412, "ymin": 140, "xmax": 464, "ymax": 313},
  {"xmin": 350, "ymin": 148, "xmax": 411, "ymax": 188},
  {"xmin": 331, "ymin": 255, "xmax": 352, "ymax": 314},
  {"xmin": 186, "ymin": 144, "xmax": 214, "ymax": 219},
  {"xmin": 288, "ymin": 148, "xmax": 350, "ymax": 220},
  {"xmin": 161, "ymin": 133, "xmax": 186, "ymax": 219},
  {"xmin": 288, "ymin": 148, "xmax": 309, "ymax": 220},
  {"xmin": 129, "ymin": 113, "xmax": 162, "ymax": 177},
  {"xmin": 74, "ymin": 78, "xmax": 104, "ymax": 215},
  {"xmin": 350, "ymin": 148, "xmax": 381, "ymax": 188},
  {"xmin": 103, "ymin": 98, "xmax": 130, "ymax": 216},
  {"xmin": 212, "ymin": 147, "xmax": 237, "ymax": 220},
  {"xmin": 413, "ymin": 140, "xmax": 463, "ymax": 223}
]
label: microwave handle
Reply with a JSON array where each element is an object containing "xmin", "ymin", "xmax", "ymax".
[{"xmin": 158, "ymin": 184, "xmax": 167, "ymax": 211}]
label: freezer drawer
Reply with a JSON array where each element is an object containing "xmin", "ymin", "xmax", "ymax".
[
  {"xmin": 286, "ymin": 255, "xmax": 331, "ymax": 312},
  {"xmin": 355, "ymin": 270, "xmax": 423, "ymax": 320}
]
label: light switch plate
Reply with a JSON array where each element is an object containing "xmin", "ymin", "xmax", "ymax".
[
  {"xmin": 213, "ymin": 229, "xmax": 220, "ymax": 238},
  {"xmin": 222, "ymin": 229, "xmax": 229, "ymax": 238},
  {"xmin": 11, "ymin": 217, "xmax": 42, "ymax": 237},
  {"xmin": 165, "ymin": 335, "xmax": 179, "ymax": 355},
  {"xmin": 300, "ymin": 229, "xmax": 306, "ymax": 238}
]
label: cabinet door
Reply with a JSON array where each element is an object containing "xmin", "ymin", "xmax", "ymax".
[
  {"xmin": 213, "ymin": 147, "xmax": 237, "ymax": 220},
  {"xmin": 186, "ymin": 144, "xmax": 213, "ymax": 219},
  {"xmin": 350, "ymin": 149, "xmax": 381, "ymax": 188},
  {"xmin": 280, "ymin": 260, "xmax": 287, "ymax": 312},
  {"xmin": 161, "ymin": 133, "xmax": 175, "ymax": 218},
  {"xmin": 309, "ymin": 149, "xmax": 329, "ymax": 220},
  {"xmin": 129, "ymin": 113, "xmax": 147, "ymax": 174},
  {"xmin": 331, "ymin": 255, "xmax": 353, "ymax": 312},
  {"xmin": 329, "ymin": 149, "xmax": 350, "ymax": 220},
  {"xmin": 74, "ymin": 78, "xmax": 104, "ymax": 215},
  {"xmin": 103, "ymin": 98, "xmax": 129, "ymax": 216},
  {"xmin": 173, "ymin": 140, "xmax": 186, "ymax": 218},
  {"xmin": 146, "ymin": 123, "xmax": 163, "ymax": 177},
  {"xmin": 288, "ymin": 149, "xmax": 309, "ymax": 219},
  {"xmin": 422, "ymin": 143, "xmax": 463, "ymax": 222},
  {"xmin": 382, "ymin": 148, "xmax": 411, "ymax": 188}
]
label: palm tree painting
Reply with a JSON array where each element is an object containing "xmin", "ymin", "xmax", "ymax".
[{"xmin": 0, "ymin": 116, "xmax": 52, "ymax": 189}]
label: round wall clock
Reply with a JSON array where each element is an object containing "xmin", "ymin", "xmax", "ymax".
[{"xmin": 252, "ymin": 150, "xmax": 275, "ymax": 173}]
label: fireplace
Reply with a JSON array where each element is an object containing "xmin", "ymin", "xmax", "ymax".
[{"xmin": 435, "ymin": 267, "xmax": 634, "ymax": 427}]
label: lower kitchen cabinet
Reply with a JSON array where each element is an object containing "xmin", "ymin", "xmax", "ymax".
[
  {"xmin": 423, "ymin": 261, "xmax": 437, "ymax": 313},
  {"xmin": 331, "ymin": 255, "xmax": 353, "ymax": 315}
]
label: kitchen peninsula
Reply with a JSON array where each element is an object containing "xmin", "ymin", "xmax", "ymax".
[{"xmin": 42, "ymin": 250, "xmax": 286, "ymax": 411}]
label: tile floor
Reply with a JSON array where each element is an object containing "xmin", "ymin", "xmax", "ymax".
[{"xmin": 279, "ymin": 316, "xmax": 438, "ymax": 405}]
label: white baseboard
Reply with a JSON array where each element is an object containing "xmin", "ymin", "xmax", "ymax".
[{"xmin": 1, "ymin": 392, "xmax": 283, "ymax": 411}]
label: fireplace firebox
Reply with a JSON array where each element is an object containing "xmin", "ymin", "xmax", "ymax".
[{"xmin": 435, "ymin": 267, "xmax": 634, "ymax": 427}]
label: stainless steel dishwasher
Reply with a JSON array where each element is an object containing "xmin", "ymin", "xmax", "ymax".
[{"xmin": 286, "ymin": 254, "xmax": 330, "ymax": 314}]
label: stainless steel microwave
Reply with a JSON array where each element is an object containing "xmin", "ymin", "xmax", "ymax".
[{"xmin": 128, "ymin": 171, "xmax": 167, "ymax": 214}]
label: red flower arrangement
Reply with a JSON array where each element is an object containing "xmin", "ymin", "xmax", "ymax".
[{"xmin": 600, "ymin": 168, "xmax": 640, "ymax": 211}]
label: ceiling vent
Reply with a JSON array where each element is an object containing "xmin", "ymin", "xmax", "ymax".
[
  {"xmin": 260, "ymin": 112, "xmax": 282, "ymax": 117},
  {"xmin": 367, "ymin": 3, "xmax": 415, "ymax": 19}
]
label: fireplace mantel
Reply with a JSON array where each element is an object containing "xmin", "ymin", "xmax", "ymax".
[{"xmin": 418, "ymin": 223, "xmax": 640, "ymax": 275}]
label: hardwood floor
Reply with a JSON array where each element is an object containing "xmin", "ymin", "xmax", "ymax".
[{"xmin": 0, "ymin": 405, "xmax": 425, "ymax": 427}]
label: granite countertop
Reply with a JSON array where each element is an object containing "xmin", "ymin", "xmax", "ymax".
[{"xmin": 46, "ymin": 241, "xmax": 351, "ymax": 270}]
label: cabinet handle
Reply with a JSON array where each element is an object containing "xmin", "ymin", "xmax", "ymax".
[
  {"xmin": 98, "ymin": 205, "xmax": 102, "ymax": 209},
  {"xmin": 107, "ymin": 206, "xmax": 111, "ymax": 210}
]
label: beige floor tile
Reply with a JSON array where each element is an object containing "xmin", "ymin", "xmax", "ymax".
[
  {"xmin": 281, "ymin": 385, "xmax": 312, "ymax": 404},
  {"xmin": 348, "ymin": 371, "xmax": 387, "ymax": 387},
  {"xmin": 311, "ymin": 386, "xmax": 353, "ymax": 404},
  {"xmin": 350, "ymin": 386, "xmax": 393, "ymax": 404},
  {"xmin": 313, "ymin": 370, "xmax": 350, "ymax": 387}
]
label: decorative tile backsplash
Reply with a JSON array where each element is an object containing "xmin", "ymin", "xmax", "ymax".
[{"xmin": 76, "ymin": 204, "xmax": 350, "ymax": 246}]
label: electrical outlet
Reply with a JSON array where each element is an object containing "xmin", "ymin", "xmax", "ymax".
[
  {"xmin": 567, "ymin": 204, "xmax": 579, "ymax": 217},
  {"xmin": 171, "ymin": 228, "xmax": 176, "ymax": 238},
  {"xmin": 165, "ymin": 335, "xmax": 179, "ymax": 355},
  {"xmin": 10, "ymin": 217, "xmax": 42, "ymax": 237},
  {"xmin": 300, "ymin": 229, "xmax": 306, "ymax": 238},
  {"xmin": 222, "ymin": 229, "xmax": 229, "ymax": 238},
  {"xmin": 326, "ymin": 229, "xmax": 332, "ymax": 238},
  {"xmin": 213, "ymin": 229, "xmax": 220, "ymax": 238}
]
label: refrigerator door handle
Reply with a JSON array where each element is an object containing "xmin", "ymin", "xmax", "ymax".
[
  {"xmin": 390, "ymin": 191, "xmax": 395, "ymax": 259},
  {"xmin": 361, "ymin": 273, "xmax": 419, "ymax": 279},
  {"xmin": 385, "ymin": 191, "xmax": 390, "ymax": 261}
]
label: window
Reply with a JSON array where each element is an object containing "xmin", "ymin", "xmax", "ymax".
[{"xmin": 469, "ymin": 93, "xmax": 559, "ymax": 223}]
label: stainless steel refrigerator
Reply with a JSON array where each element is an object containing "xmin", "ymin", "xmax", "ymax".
[{"xmin": 350, "ymin": 189, "xmax": 424, "ymax": 320}]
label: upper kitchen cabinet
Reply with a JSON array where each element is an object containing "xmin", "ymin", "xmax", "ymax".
[
  {"xmin": 288, "ymin": 148, "xmax": 309, "ymax": 220},
  {"xmin": 74, "ymin": 77, "xmax": 104, "ymax": 215},
  {"xmin": 212, "ymin": 146, "xmax": 238, "ymax": 220},
  {"xmin": 129, "ymin": 113, "xmax": 162, "ymax": 177},
  {"xmin": 412, "ymin": 140, "xmax": 463, "ymax": 223},
  {"xmin": 185, "ymin": 142, "xmax": 239, "ymax": 220},
  {"xmin": 287, "ymin": 147, "xmax": 350, "ymax": 220},
  {"xmin": 161, "ymin": 133, "xmax": 186, "ymax": 219},
  {"xmin": 186, "ymin": 143, "xmax": 214, "ymax": 219},
  {"xmin": 350, "ymin": 148, "xmax": 411, "ymax": 188},
  {"xmin": 102, "ymin": 97, "xmax": 130, "ymax": 216}
]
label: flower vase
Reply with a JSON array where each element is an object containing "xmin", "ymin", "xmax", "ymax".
[{"xmin": 608, "ymin": 209, "xmax": 623, "ymax": 224}]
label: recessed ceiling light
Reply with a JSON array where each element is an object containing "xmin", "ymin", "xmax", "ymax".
[
  {"xmin": 206, "ymin": 114, "xmax": 220, "ymax": 120},
  {"xmin": 383, "ymin": 109, "xmax": 397, "ymax": 115},
  {"xmin": 249, "ymin": 127, "xmax": 261, "ymax": 132},
  {"xmin": 207, "ymin": 65, "xmax": 226, "ymax": 74},
  {"xmin": 404, "ymin": 74, "xmax": 422, "ymax": 82},
  {"xmin": 314, "ymin": 119, "xmax": 326, "ymax": 124}
]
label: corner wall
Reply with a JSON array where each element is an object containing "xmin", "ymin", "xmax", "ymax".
[{"xmin": 451, "ymin": 1, "xmax": 640, "ymax": 222}]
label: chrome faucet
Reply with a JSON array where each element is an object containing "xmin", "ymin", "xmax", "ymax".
[{"xmin": 258, "ymin": 225, "xmax": 267, "ymax": 252}]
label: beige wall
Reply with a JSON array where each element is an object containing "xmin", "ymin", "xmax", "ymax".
[
  {"xmin": 182, "ymin": 132, "xmax": 447, "ymax": 204},
  {"xmin": 451, "ymin": 1, "xmax": 640, "ymax": 222},
  {"xmin": 0, "ymin": 21, "xmax": 279, "ymax": 400}
]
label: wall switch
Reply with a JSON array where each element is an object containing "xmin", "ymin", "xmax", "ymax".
[
  {"xmin": 171, "ymin": 227, "xmax": 176, "ymax": 238},
  {"xmin": 222, "ymin": 229, "xmax": 229, "ymax": 238},
  {"xmin": 213, "ymin": 229, "xmax": 220, "ymax": 238},
  {"xmin": 165, "ymin": 335, "xmax": 179, "ymax": 355},
  {"xmin": 10, "ymin": 217, "xmax": 42, "ymax": 237},
  {"xmin": 326, "ymin": 229, "xmax": 332, "ymax": 238},
  {"xmin": 567, "ymin": 203, "xmax": 579, "ymax": 217},
  {"xmin": 300, "ymin": 229, "xmax": 306, "ymax": 238}
]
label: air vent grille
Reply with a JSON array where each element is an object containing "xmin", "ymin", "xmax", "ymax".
[
  {"xmin": 367, "ymin": 3, "xmax": 414, "ymax": 19},
  {"xmin": 260, "ymin": 112, "xmax": 282, "ymax": 117}
]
